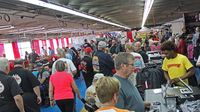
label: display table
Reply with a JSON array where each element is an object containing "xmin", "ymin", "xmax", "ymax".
[
  {"xmin": 145, "ymin": 88, "xmax": 168, "ymax": 112},
  {"xmin": 145, "ymin": 87, "xmax": 200, "ymax": 112}
]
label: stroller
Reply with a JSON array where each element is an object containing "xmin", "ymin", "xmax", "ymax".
[{"xmin": 81, "ymin": 98, "xmax": 99, "ymax": 112}]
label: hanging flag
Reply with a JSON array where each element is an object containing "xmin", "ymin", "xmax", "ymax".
[
  {"xmin": 66, "ymin": 37, "xmax": 69, "ymax": 47},
  {"xmin": 42, "ymin": 40, "xmax": 47, "ymax": 49},
  {"xmin": 61, "ymin": 38, "xmax": 65, "ymax": 48},
  {"xmin": 56, "ymin": 38, "xmax": 59, "ymax": 48},
  {"xmin": 31, "ymin": 40, "xmax": 40, "ymax": 54},
  {"xmin": 12, "ymin": 42, "xmax": 20, "ymax": 59},
  {"xmin": 0, "ymin": 43, "xmax": 5, "ymax": 57},
  {"xmin": 49, "ymin": 38, "xmax": 54, "ymax": 51}
]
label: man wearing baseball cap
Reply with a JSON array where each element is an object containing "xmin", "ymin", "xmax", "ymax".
[
  {"xmin": 92, "ymin": 41, "xmax": 115, "ymax": 76},
  {"xmin": 80, "ymin": 47, "xmax": 94, "ymax": 88}
]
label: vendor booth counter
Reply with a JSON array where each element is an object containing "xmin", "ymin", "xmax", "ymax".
[{"xmin": 145, "ymin": 86, "xmax": 200, "ymax": 112}]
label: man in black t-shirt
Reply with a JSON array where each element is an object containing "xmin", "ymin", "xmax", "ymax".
[
  {"xmin": 80, "ymin": 47, "xmax": 94, "ymax": 87},
  {"xmin": 29, "ymin": 49, "xmax": 39, "ymax": 64},
  {"xmin": 9, "ymin": 59, "xmax": 41, "ymax": 112},
  {"xmin": 0, "ymin": 57, "xmax": 25, "ymax": 112}
]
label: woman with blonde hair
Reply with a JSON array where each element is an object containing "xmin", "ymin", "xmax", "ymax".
[{"xmin": 95, "ymin": 77, "xmax": 130, "ymax": 112}]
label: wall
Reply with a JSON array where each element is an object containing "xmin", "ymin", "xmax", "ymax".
[{"xmin": 170, "ymin": 18, "xmax": 185, "ymax": 35}]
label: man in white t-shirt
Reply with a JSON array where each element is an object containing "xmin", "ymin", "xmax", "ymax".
[
  {"xmin": 125, "ymin": 43, "xmax": 145, "ymax": 85},
  {"xmin": 41, "ymin": 47, "xmax": 47, "ymax": 57},
  {"xmin": 52, "ymin": 58, "xmax": 77, "ymax": 76},
  {"xmin": 51, "ymin": 48, "xmax": 77, "ymax": 76}
]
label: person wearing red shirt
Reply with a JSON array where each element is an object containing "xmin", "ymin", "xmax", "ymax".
[
  {"xmin": 177, "ymin": 36, "xmax": 187, "ymax": 55},
  {"xmin": 49, "ymin": 60, "xmax": 81, "ymax": 112}
]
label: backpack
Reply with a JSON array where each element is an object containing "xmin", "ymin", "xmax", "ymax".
[
  {"xmin": 37, "ymin": 71, "xmax": 51, "ymax": 106},
  {"xmin": 136, "ymin": 66, "xmax": 166, "ymax": 99}
]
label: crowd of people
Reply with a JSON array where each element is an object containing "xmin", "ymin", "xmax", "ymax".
[{"xmin": 0, "ymin": 27, "xmax": 200, "ymax": 112}]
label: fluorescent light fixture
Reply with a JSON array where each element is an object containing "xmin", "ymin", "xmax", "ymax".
[
  {"xmin": 9, "ymin": 26, "xmax": 45, "ymax": 33},
  {"xmin": 10, "ymin": 27, "xmax": 45, "ymax": 34},
  {"xmin": 20, "ymin": 27, "xmax": 45, "ymax": 33},
  {"xmin": 0, "ymin": 25, "xmax": 15, "ymax": 30},
  {"xmin": 0, "ymin": 25, "xmax": 13, "ymax": 28},
  {"xmin": 141, "ymin": 0, "xmax": 154, "ymax": 28},
  {"xmin": 18, "ymin": 0, "xmax": 131, "ymax": 29}
]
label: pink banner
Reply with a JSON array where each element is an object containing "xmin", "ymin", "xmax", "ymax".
[
  {"xmin": 56, "ymin": 38, "xmax": 59, "ymax": 47},
  {"xmin": 49, "ymin": 39, "xmax": 54, "ymax": 51},
  {"xmin": 0, "ymin": 43, "xmax": 5, "ymax": 57},
  {"xmin": 66, "ymin": 37, "xmax": 69, "ymax": 47}
]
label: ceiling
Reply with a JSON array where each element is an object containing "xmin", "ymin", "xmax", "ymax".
[{"xmin": 0, "ymin": 0, "xmax": 200, "ymax": 41}]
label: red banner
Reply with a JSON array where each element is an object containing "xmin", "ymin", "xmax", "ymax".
[
  {"xmin": 56, "ymin": 38, "xmax": 59, "ymax": 47},
  {"xmin": 42, "ymin": 40, "xmax": 47, "ymax": 49},
  {"xmin": 66, "ymin": 37, "xmax": 69, "ymax": 47},
  {"xmin": 0, "ymin": 44, "xmax": 5, "ymax": 56},
  {"xmin": 32, "ymin": 40, "xmax": 40, "ymax": 54},
  {"xmin": 12, "ymin": 42, "xmax": 20, "ymax": 59},
  {"xmin": 0, "ymin": 43, "xmax": 5, "ymax": 57},
  {"xmin": 49, "ymin": 39, "xmax": 54, "ymax": 51}
]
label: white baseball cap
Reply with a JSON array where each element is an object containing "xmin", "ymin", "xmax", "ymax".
[{"xmin": 93, "ymin": 73, "xmax": 104, "ymax": 81}]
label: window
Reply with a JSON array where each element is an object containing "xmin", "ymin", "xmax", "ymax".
[
  {"xmin": 18, "ymin": 41, "xmax": 32, "ymax": 59},
  {"xmin": 4, "ymin": 43, "xmax": 15, "ymax": 60}
]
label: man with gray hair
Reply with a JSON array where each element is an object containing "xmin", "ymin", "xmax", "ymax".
[
  {"xmin": 0, "ymin": 57, "xmax": 25, "ymax": 112},
  {"xmin": 113, "ymin": 52, "xmax": 150, "ymax": 112},
  {"xmin": 134, "ymin": 41, "xmax": 149, "ymax": 63},
  {"xmin": 9, "ymin": 58, "xmax": 41, "ymax": 112},
  {"xmin": 51, "ymin": 48, "xmax": 77, "ymax": 76}
]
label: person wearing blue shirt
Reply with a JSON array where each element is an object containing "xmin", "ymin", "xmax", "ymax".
[{"xmin": 113, "ymin": 52, "xmax": 150, "ymax": 112}]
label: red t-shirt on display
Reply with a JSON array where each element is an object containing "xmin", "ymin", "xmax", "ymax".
[
  {"xmin": 50, "ymin": 71, "xmax": 74, "ymax": 100},
  {"xmin": 177, "ymin": 39, "xmax": 186, "ymax": 55}
]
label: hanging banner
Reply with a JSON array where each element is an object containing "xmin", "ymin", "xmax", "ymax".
[
  {"xmin": 61, "ymin": 38, "xmax": 65, "ymax": 48},
  {"xmin": 12, "ymin": 42, "xmax": 20, "ymax": 59},
  {"xmin": 31, "ymin": 40, "xmax": 40, "ymax": 54},
  {"xmin": 41, "ymin": 40, "xmax": 47, "ymax": 49},
  {"xmin": 49, "ymin": 39, "xmax": 54, "ymax": 51},
  {"xmin": 66, "ymin": 37, "xmax": 69, "ymax": 47},
  {"xmin": 56, "ymin": 38, "xmax": 59, "ymax": 48},
  {"xmin": 0, "ymin": 43, "xmax": 5, "ymax": 57}
]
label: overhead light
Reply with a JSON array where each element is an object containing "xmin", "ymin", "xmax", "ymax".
[
  {"xmin": 0, "ymin": 25, "xmax": 15, "ymax": 30},
  {"xmin": 20, "ymin": 27, "xmax": 45, "ymax": 33},
  {"xmin": 18, "ymin": 0, "xmax": 131, "ymax": 29},
  {"xmin": 0, "ymin": 25, "xmax": 13, "ymax": 28},
  {"xmin": 10, "ymin": 27, "xmax": 45, "ymax": 34},
  {"xmin": 141, "ymin": 0, "xmax": 154, "ymax": 28}
]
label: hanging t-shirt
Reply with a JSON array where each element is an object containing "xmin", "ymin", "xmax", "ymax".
[{"xmin": 130, "ymin": 52, "xmax": 145, "ymax": 73}]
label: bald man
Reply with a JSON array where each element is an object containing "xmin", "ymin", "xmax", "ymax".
[{"xmin": 134, "ymin": 41, "xmax": 149, "ymax": 63}]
